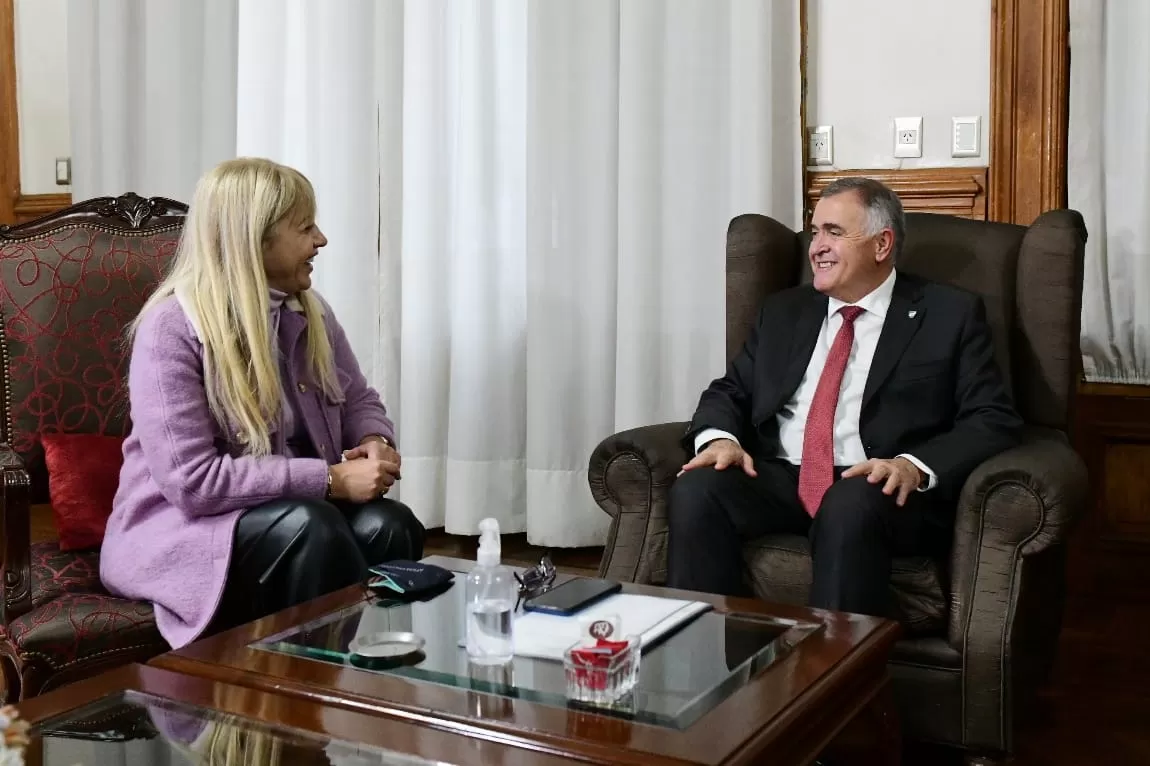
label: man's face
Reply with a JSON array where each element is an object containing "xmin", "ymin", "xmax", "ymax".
[{"xmin": 808, "ymin": 191, "xmax": 894, "ymax": 303}]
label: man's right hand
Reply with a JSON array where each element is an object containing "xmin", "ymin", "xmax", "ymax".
[
  {"xmin": 328, "ymin": 459, "xmax": 399, "ymax": 503},
  {"xmin": 678, "ymin": 439, "xmax": 758, "ymax": 477}
]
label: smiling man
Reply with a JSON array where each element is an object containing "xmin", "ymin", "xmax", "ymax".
[{"xmin": 667, "ymin": 177, "xmax": 1023, "ymax": 617}]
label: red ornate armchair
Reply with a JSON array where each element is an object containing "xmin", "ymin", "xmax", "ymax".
[{"xmin": 0, "ymin": 194, "xmax": 187, "ymax": 700}]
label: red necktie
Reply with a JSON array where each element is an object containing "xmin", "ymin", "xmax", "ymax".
[{"xmin": 798, "ymin": 305, "xmax": 865, "ymax": 517}]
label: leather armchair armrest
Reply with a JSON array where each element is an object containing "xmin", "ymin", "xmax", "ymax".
[
  {"xmin": 946, "ymin": 426, "xmax": 1088, "ymax": 751},
  {"xmin": 0, "ymin": 443, "xmax": 32, "ymax": 624},
  {"xmin": 587, "ymin": 421, "xmax": 690, "ymax": 585}
]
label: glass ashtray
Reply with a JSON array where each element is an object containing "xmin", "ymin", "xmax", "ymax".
[{"xmin": 563, "ymin": 635, "xmax": 640, "ymax": 710}]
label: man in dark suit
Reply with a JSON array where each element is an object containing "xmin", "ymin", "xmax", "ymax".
[{"xmin": 668, "ymin": 177, "xmax": 1022, "ymax": 617}]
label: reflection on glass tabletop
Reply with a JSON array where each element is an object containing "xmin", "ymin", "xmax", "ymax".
[{"xmin": 32, "ymin": 691, "xmax": 436, "ymax": 766}]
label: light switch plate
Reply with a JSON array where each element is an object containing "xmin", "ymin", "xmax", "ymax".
[
  {"xmin": 55, "ymin": 157, "xmax": 71, "ymax": 186},
  {"xmin": 951, "ymin": 116, "xmax": 980, "ymax": 157},
  {"xmin": 894, "ymin": 117, "xmax": 922, "ymax": 159}
]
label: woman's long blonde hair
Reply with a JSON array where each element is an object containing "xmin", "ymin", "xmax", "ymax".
[{"xmin": 131, "ymin": 157, "xmax": 340, "ymax": 456}]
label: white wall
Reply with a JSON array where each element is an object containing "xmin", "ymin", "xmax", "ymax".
[
  {"xmin": 13, "ymin": 0, "xmax": 987, "ymax": 191},
  {"xmin": 14, "ymin": 0, "xmax": 71, "ymax": 194},
  {"xmin": 806, "ymin": 0, "xmax": 991, "ymax": 170}
]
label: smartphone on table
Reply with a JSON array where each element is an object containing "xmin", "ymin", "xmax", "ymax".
[{"xmin": 522, "ymin": 577, "xmax": 621, "ymax": 616}]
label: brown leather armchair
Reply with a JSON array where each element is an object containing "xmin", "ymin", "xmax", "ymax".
[
  {"xmin": 588, "ymin": 210, "xmax": 1089, "ymax": 762},
  {"xmin": 0, "ymin": 194, "xmax": 187, "ymax": 700}
]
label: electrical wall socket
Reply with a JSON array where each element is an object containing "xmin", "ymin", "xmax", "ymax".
[
  {"xmin": 808, "ymin": 125, "xmax": 833, "ymax": 166},
  {"xmin": 893, "ymin": 117, "xmax": 922, "ymax": 159}
]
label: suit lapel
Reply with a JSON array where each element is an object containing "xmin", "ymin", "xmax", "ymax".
[
  {"xmin": 862, "ymin": 274, "xmax": 925, "ymax": 411},
  {"xmin": 776, "ymin": 290, "xmax": 827, "ymax": 404}
]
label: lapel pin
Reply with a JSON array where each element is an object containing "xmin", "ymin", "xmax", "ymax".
[{"xmin": 908, "ymin": 310, "xmax": 917, "ymax": 318}]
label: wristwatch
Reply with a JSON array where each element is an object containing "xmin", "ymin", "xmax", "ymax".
[{"xmin": 366, "ymin": 434, "xmax": 395, "ymax": 449}]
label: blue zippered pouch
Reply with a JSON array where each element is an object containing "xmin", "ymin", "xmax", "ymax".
[{"xmin": 367, "ymin": 560, "xmax": 454, "ymax": 597}]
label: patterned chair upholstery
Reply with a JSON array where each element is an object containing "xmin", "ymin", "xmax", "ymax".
[{"xmin": 0, "ymin": 194, "xmax": 187, "ymax": 700}]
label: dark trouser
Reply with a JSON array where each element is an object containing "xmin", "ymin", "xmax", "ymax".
[
  {"xmin": 666, "ymin": 458, "xmax": 951, "ymax": 617},
  {"xmin": 209, "ymin": 497, "xmax": 425, "ymax": 634}
]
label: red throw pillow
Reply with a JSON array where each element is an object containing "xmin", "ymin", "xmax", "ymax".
[{"xmin": 41, "ymin": 432, "xmax": 126, "ymax": 551}]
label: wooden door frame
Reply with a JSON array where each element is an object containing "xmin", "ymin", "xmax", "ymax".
[
  {"xmin": 0, "ymin": 0, "xmax": 71, "ymax": 225},
  {"xmin": 988, "ymin": 0, "xmax": 1070, "ymax": 225},
  {"xmin": 0, "ymin": 0, "xmax": 19, "ymax": 223}
]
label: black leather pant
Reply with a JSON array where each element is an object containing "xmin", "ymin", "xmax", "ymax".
[{"xmin": 209, "ymin": 497, "xmax": 425, "ymax": 634}]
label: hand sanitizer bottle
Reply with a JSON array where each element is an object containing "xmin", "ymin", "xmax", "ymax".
[{"xmin": 465, "ymin": 518, "xmax": 515, "ymax": 664}]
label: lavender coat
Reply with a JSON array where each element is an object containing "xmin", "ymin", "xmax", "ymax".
[{"xmin": 99, "ymin": 292, "xmax": 396, "ymax": 649}]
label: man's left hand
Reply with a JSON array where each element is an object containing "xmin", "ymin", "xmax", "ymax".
[
  {"xmin": 840, "ymin": 457, "xmax": 924, "ymax": 507},
  {"xmin": 343, "ymin": 437, "xmax": 402, "ymax": 479}
]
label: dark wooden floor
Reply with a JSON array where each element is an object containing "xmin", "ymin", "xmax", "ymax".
[{"xmin": 33, "ymin": 510, "xmax": 1150, "ymax": 764}]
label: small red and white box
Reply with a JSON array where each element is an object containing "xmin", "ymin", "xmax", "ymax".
[{"xmin": 563, "ymin": 614, "xmax": 640, "ymax": 708}]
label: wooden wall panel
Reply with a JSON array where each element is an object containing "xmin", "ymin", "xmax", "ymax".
[
  {"xmin": 12, "ymin": 193, "xmax": 72, "ymax": 224},
  {"xmin": 1074, "ymin": 385, "xmax": 1150, "ymax": 546},
  {"xmin": 1071, "ymin": 384, "xmax": 1150, "ymax": 598},
  {"xmin": 1103, "ymin": 444, "xmax": 1150, "ymax": 543},
  {"xmin": 805, "ymin": 167, "xmax": 988, "ymax": 222}
]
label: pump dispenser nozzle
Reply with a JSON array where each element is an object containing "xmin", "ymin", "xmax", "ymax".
[{"xmin": 477, "ymin": 517, "xmax": 501, "ymax": 567}]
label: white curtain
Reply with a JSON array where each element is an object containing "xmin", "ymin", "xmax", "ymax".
[
  {"xmin": 393, "ymin": 0, "xmax": 799, "ymax": 545},
  {"xmin": 66, "ymin": 0, "xmax": 238, "ymax": 203},
  {"xmin": 68, "ymin": 0, "xmax": 799, "ymax": 546},
  {"xmin": 234, "ymin": 0, "xmax": 385, "ymax": 372},
  {"xmin": 1070, "ymin": 0, "xmax": 1150, "ymax": 384}
]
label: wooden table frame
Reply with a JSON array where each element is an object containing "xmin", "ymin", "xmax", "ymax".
[{"xmin": 152, "ymin": 556, "xmax": 902, "ymax": 765}]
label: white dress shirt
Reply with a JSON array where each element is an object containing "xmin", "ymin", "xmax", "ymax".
[{"xmin": 695, "ymin": 270, "xmax": 937, "ymax": 491}]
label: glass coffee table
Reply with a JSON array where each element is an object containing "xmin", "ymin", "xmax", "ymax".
[
  {"xmin": 251, "ymin": 562, "xmax": 819, "ymax": 730},
  {"xmin": 154, "ymin": 555, "xmax": 904, "ymax": 765}
]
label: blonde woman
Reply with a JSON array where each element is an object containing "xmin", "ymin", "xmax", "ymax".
[{"xmin": 100, "ymin": 158, "xmax": 424, "ymax": 650}]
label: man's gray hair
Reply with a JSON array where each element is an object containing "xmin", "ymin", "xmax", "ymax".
[{"xmin": 819, "ymin": 176, "xmax": 905, "ymax": 261}]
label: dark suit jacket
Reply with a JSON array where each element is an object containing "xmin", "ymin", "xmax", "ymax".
[{"xmin": 685, "ymin": 271, "xmax": 1023, "ymax": 501}]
